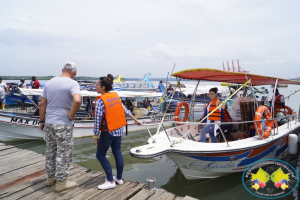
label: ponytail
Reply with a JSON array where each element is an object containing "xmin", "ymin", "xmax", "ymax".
[{"xmin": 99, "ymin": 74, "xmax": 114, "ymax": 92}]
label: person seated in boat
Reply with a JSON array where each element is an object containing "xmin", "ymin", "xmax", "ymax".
[
  {"xmin": 125, "ymin": 100, "xmax": 135, "ymax": 116},
  {"xmin": 166, "ymin": 85, "xmax": 174, "ymax": 93},
  {"xmin": 270, "ymin": 88, "xmax": 285, "ymax": 109},
  {"xmin": 270, "ymin": 88, "xmax": 288, "ymax": 125},
  {"xmin": 219, "ymin": 105, "xmax": 234, "ymax": 141},
  {"xmin": 199, "ymin": 87, "xmax": 225, "ymax": 143},
  {"xmin": 18, "ymin": 78, "xmax": 26, "ymax": 110}
]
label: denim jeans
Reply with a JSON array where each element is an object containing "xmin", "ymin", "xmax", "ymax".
[
  {"xmin": 200, "ymin": 124, "xmax": 218, "ymax": 143},
  {"xmin": 96, "ymin": 132, "xmax": 123, "ymax": 182}
]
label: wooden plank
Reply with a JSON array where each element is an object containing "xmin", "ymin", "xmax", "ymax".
[
  {"xmin": 0, "ymin": 168, "xmax": 45, "ymax": 192},
  {"xmin": 17, "ymin": 167, "xmax": 89, "ymax": 200},
  {"xmin": 1, "ymin": 150, "xmax": 38, "ymax": 163},
  {"xmin": 0, "ymin": 165, "xmax": 77, "ymax": 199},
  {"xmin": 165, "ymin": 193, "xmax": 176, "ymax": 200},
  {"xmin": 0, "ymin": 145, "xmax": 14, "ymax": 151},
  {"xmin": 182, "ymin": 196, "xmax": 198, "ymax": 200},
  {"xmin": 0, "ymin": 156, "xmax": 44, "ymax": 175},
  {"xmin": 0, "ymin": 147, "xmax": 22, "ymax": 156},
  {"xmin": 147, "ymin": 188, "xmax": 169, "ymax": 200},
  {"xmin": 0, "ymin": 152, "xmax": 42, "ymax": 167},
  {"xmin": 51, "ymin": 172, "xmax": 106, "ymax": 200},
  {"xmin": 89, "ymin": 181, "xmax": 132, "ymax": 200},
  {"xmin": 0, "ymin": 160, "xmax": 44, "ymax": 184},
  {"xmin": 37, "ymin": 171, "xmax": 102, "ymax": 200},
  {"xmin": 5, "ymin": 165, "xmax": 86, "ymax": 200},
  {"xmin": 70, "ymin": 183, "xmax": 106, "ymax": 200},
  {"xmin": 107, "ymin": 182, "xmax": 146, "ymax": 200},
  {"xmin": 129, "ymin": 188, "xmax": 155, "ymax": 200},
  {"xmin": 173, "ymin": 197, "xmax": 184, "ymax": 200}
]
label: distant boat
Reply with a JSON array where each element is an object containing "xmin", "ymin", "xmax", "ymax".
[
  {"xmin": 113, "ymin": 73, "xmax": 156, "ymax": 92},
  {"xmin": 271, "ymin": 84, "xmax": 288, "ymax": 88}
]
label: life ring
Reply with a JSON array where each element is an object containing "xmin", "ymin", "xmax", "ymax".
[
  {"xmin": 254, "ymin": 105, "xmax": 276, "ymax": 139},
  {"xmin": 174, "ymin": 101, "xmax": 189, "ymax": 125},
  {"xmin": 275, "ymin": 105, "xmax": 293, "ymax": 116}
]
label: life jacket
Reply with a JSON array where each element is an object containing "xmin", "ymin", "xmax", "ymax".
[
  {"xmin": 223, "ymin": 109, "xmax": 232, "ymax": 122},
  {"xmin": 275, "ymin": 94, "xmax": 283, "ymax": 110},
  {"xmin": 99, "ymin": 92, "xmax": 126, "ymax": 132},
  {"xmin": 93, "ymin": 96, "xmax": 101, "ymax": 116},
  {"xmin": 202, "ymin": 98, "xmax": 222, "ymax": 122}
]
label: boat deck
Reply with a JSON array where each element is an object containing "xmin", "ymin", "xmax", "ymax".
[{"xmin": 0, "ymin": 143, "xmax": 196, "ymax": 200}]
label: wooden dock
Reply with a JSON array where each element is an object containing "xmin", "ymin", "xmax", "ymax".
[{"xmin": 0, "ymin": 143, "xmax": 197, "ymax": 200}]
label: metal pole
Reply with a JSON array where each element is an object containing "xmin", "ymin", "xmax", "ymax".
[
  {"xmin": 217, "ymin": 124, "xmax": 230, "ymax": 147},
  {"xmin": 161, "ymin": 123, "xmax": 173, "ymax": 147}
]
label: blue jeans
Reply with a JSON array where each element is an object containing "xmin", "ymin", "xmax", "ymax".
[
  {"xmin": 96, "ymin": 132, "xmax": 123, "ymax": 182},
  {"xmin": 32, "ymin": 95, "xmax": 39, "ymax": 101},
  {"xmin": 200, "ymin": 124, "xmax": 218, "ymax": 143}
]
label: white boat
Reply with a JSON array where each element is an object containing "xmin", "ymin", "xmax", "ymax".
[
  {"xmin": 113, "ymin": 73, "xmax": 157, "ymax": 92},
  {"xmin": 0, "ymin": 89, "xmax": 173, "ymax": 141},
  {"xmin": 130, "ymin": 68, "xmax": 300, "ymax": 179}
]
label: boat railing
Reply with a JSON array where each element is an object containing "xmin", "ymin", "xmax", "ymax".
[{"xmin": 139, "ymin": 114, "xmax": 296, "ymax": 146}]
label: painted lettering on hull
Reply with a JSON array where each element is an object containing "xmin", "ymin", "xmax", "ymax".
[{"xmin": 10, "ymin": 118, "xmax": 39, "ymax": 126}]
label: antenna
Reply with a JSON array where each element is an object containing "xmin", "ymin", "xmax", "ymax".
[
  {"xmin": 232, "ymin": 60, "xmax": 236, "ymax": 72},
  {"xmin": 236, "ymin": 59, "xmax": 249, "ymax": 73},
  {"xmin": 227, "ymin": 61, "xmax": 230, "ymax": 71}
]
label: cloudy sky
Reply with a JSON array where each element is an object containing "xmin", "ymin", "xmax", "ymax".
[{"xmin": 0, "ymin": 0, "xmax": 299, "ymax": 78}]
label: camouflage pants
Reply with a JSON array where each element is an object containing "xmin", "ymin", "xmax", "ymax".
[{"xmin": 44, "ymin": 124, "xmax": 74, "ymax": 181}]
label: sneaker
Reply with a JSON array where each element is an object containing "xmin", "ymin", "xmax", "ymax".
[
  {"xmin": 98, "ymin": 180, "xmax": 116, "ymax": 190},
  {"xmin": 113, "ymin": 176, "xmax": 124, "ymax": 185},
  {"xmin": 55, "ymin": 180, "xmax": 77, "ymax": 192},
  {"xmin": 46, "ymin": 175, "xmax": 56, "ymax": 186}
]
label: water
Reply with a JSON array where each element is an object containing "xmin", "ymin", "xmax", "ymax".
[{"xmin": 2, "ymin": 80, "xmax": 300, "ymax": 199}]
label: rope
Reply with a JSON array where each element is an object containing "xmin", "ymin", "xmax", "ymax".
[
  {"xmin": 285, "ymin": 89, "xmax": 300, "ymax": 101},
  {"xmin": 173, "ymin": 79, "xmax": 252, "ymax": 144}
]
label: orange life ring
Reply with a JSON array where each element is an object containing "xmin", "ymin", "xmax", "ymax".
[
  {"xmin": 174, "ymin": 101, "xmax": 189, "ymax": 125},
  {"xmin": 254, "ymin": 105, "xmax": 276, "ymax": 139},
  {"xmin": 275, "ymin": 105, "xmax": 293, "ymax": 116}
]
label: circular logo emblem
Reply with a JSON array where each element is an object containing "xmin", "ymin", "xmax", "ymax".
[{"xmin": 242, "ymin": 159, "xmax": 299, "ymax": 199}]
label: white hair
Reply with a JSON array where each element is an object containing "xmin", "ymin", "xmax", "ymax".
[{"xmin": 63, "ymin": 62, "xmax": 77, "ymax": 72}]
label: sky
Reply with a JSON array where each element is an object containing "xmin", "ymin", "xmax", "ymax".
[{"xmin": 0, "ymin": 0, "xmax": 299, "ymax": 79}]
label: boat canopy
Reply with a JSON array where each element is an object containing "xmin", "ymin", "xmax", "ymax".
[
  {"xmin": 172, "ymin": 68, "xmax": 300, "ymax": 86},
  {"xmin": 19, "ymin": 88, "xmax": 163, "ymax": 98}
]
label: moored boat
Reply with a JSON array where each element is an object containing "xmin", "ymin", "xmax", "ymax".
[
  {"xmin": 0, "ymin": 89, "xmax": 174, "ymax": 141},
  {"xmin": 130, "ymin": 68, "xmax": 300, "ymax": 179}
]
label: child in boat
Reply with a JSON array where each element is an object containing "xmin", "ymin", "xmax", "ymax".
[{"xmin": 199, "ymin": 87, "xmax": 225, "ymax": 143}]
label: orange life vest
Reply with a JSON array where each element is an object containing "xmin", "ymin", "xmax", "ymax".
[
  {"xmin": 99, "ymin": 92, "xmax": 126, "ymax": 132},
  {"xmin": 93, "ymin": 96, "xmax": 101, "ymax": 116},
  {"xmin": 223, "ymin": 109, "xmax": 231, "ymax": 122},
  {"xmin": 207, "ymin": 98, "xmax": 221, "ymax": 121},
  {"xmin": 274, "ymin": 94, "xmax": 283, "ymax": 110}
]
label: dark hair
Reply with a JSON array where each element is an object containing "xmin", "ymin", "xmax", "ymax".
[
  {"xmin": 209, "ymin": 87, "xmax": 218, "ymax": 94},
  {"xmin": 31, "ymin": 76, "xmax": 36, "ymax": 81},
  {"xmin": 0, "ymin": 77, "xmax": 2, "ymax": 80},
  {"xmin": 99, "ymin": 74, "xmax": 114, "ymax": 92},
  {"xmin": 160, "ymin": 80, "xmax": 163, "ymax": 83}
]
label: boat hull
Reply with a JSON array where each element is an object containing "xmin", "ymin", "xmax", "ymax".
[
  {"xmin": 130, "ymin": 122, "xmax": 300, "ymax": 180},
  {"xmin": 166, "ymin": 135, "xmax": 290, "ymax": 179},
  {"xmin": 0, "ymin": 113, "xmax": 173, "ymax": 141}
]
